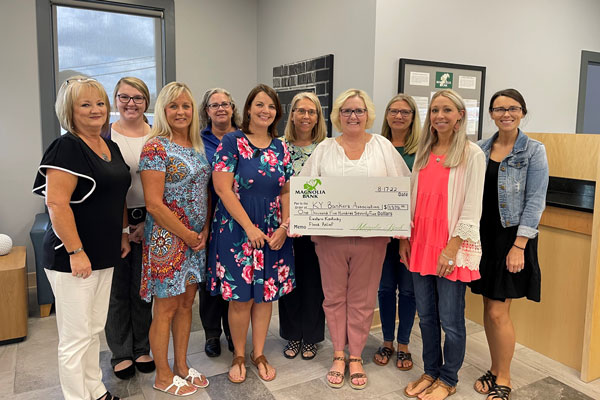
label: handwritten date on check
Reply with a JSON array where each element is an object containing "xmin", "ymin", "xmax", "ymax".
[{"xmin": 289, "ymin": 176, "xmax": 411, "ymax": 237}]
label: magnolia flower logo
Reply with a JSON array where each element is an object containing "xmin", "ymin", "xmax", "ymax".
[{"xmin": 304, "ymin": 178, "xmax": 322, "ymax": 191}]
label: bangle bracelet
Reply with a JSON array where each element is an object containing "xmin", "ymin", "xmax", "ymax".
[
  {"xmin": 513, "ymin": 244, "xmax": 525, "ymax": 250},
  {"xmin": 67, "ymin": 247, "xmax": 84, "ymax": 256},
  {"xmin": 279, "ymin": 224, "xmax": 289, "ymax": 230}
]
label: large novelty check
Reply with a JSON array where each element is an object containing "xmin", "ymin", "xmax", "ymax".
[{"xmin": 289, "ymin": 176, "xmax": 411, "ymax": 237}]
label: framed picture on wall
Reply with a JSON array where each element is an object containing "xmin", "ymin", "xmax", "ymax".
[{"xmin": 398, "ymin": 58, "xmax": 486, "ymax": 141}]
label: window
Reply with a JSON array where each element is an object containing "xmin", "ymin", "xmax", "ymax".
[
  {"xmin": 36, "ymin": 0, "xmax": 175, "ymax": 148},
  {"xmin": 577, "ymin": 51, "xmax": 600, "ymax": 134}
]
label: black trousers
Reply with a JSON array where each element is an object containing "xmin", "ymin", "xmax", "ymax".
[
  {"xmin": 278, "ymin": 236, "xmax": 325, "ymax": 343},
  {"xmin": 199, "ymin": 281, "xmax": 230, "ymax": 339},
  {"xmin": 105, "ymin": 242, "xmax": 152, "ymax": 367}
]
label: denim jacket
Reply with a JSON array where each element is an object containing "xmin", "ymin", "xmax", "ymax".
[{"xmin": 477, "ymin": 129, "xmax": 549, "ymax": 238}]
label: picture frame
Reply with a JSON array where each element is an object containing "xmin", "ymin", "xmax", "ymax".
[{"xmin": 398, "ymin": 58, "xmax": 486, "ymax": 140}]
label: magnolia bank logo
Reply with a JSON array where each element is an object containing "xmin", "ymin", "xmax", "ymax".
[{"xmin": 296, "ymin": 178, "xmax": 325, "ymax": 198}]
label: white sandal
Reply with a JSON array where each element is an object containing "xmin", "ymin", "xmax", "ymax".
[
  {"xmin": 184, "ymin": 367, "xmax": 209, "ymax": 388},
  {"xmin": 152, "ymin": 375, "xmax": 197, "ymax": 397}
]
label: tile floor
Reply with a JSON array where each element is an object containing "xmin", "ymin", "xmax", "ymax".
[{"xmin": 2, "ymin": 292, "xmax": 600, "ymax": 400}]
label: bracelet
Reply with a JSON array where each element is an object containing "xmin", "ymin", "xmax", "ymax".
[
  {"xmin": 279, "ymin": 223, "xmax": 289, "ymax": 230},
  {"xmin": 513, "ymin": 244, "xmax": 525, "ymax": 250},
  {"xmin": 440, "ymin": 252, "xmax": 455, "ymax": 266},
  {"xmin": 67, "ymin": 247, "xmax": 84, "ymax": 256},
  {"xmin": 122, "ymin": 226, "xmax": 130, "ymax": 234}
]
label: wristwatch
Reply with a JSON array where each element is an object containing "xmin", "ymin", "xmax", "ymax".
[{"xmin": 122, "ymin": 226, "xmax": 130, "ymax": 234}]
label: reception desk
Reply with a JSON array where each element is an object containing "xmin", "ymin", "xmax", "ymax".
[{"xmin": 464, "ymin": 133, "xmax": 600, "ymax": 382}]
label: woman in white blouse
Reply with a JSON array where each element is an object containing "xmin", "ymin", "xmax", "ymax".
[{"xmin": 300, "ymin": 89, "xmax": 410, "ymax": 390}]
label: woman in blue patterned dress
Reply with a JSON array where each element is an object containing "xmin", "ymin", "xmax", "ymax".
[
  {"xmin": 139, "ymin": 82, "xmax": 210, "ymax": 396},
  {"xmin": 278, "ymin": 92, "xmax": 327, "ymax": 361},
  {"xmin": 207, "ymin": 84, "xmax": 294, "ymax": 384}
]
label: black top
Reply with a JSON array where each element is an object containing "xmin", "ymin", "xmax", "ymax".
[{"xmin": 33, "ymin": 132, "xmax": 131, "ymax": 272}]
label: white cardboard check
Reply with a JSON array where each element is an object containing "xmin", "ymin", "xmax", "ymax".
[{"xmin": 289, "ymin": 176, "xmax": 411, "ymax": 237}]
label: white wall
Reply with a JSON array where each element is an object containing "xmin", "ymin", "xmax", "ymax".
[
  {"xmin": 174, "ymin": 0, "xmax": 258, "ymax": 106},
  {"xmin": 0, "ymin": 0, "xmax": 44, "ymax": 272},
  {"xmin": 373, "ymin": 0, "xmax": 600, "ymax": 138},
  {"xmin": 256, "ymin": 0, "xmax": 377, "ymax": 134},
  {"xmin": 0, "ymin": 0, "xmax": 259, "ymax": 273}
]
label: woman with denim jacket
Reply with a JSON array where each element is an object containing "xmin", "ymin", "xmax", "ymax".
[{"xmin": 470, "ymin": 89, "xmax": 549, "ymax": 400}]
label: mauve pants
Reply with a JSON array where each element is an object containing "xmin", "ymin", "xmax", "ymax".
[{"xmin": 312, "ymin": 236, "xmax": 389, "ymax": 356}]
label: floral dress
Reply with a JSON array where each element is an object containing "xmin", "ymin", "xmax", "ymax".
[
  {"xmin": 207, "ymin": 130, "xmax": 294, "ymax": 302},
  {"xmin": 138, "ymin": 137, "xmax": 211, "ymax": 302},
  {"xmin": 282, "ymin": 139, "xmax": 318, "ymax": 175}
]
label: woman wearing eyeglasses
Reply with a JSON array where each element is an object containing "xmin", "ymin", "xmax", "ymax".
[
  {"xmin": 196, "ymin": 88, "xmax": 241, "ymax": 358},
  {"xmin": 300, "ymin": 89, "xmax": 410, "ymax": 390},
  {"xmin": 278, "ymin": 92, "xmax": 327, "ymax": 361},
  {"xmin": 207, "ymin": 84, "xmax": 294, "ymax": 384},
  {"xmin": 373, "ymin": 94, "xmax": 420, "ymax": 371},
  {"xmin": 33, "ymin": 76, "xmax": 130, "ymax": 400},
  {"xmin": 470, "ymin": 89, "xmax": 548, "ymax": 400},
  {"xmin": 102, "ymin": 77, "xmax": 155, "ymax": 380},
  {"xmin": 401, "ymin": 90, "xmax": 485, "ymax": 399},
  {"xmin": 140, "ymin": 82, "xmax": 211, "ymax": 396}
]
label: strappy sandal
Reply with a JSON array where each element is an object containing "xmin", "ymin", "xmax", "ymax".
[
  {"xmin": 251, "ymin": 352, "xmax": 276, "ymax": 381},
  {"xmin": 96, "ymin": 391, "xmax": 120, "ymax": 400},
  {"xmin": 421, "ymin": 378, "xmax": 456, "ymax": 399},
  {"xmin": 153, "ymin": 375, "xmax": 197, "ymax": 397},
  {"xmin": 283, "ymin": 340, "xmax": 301, "ymax": 359},
  {"xmin": 404, "ymin": 373, "xmax": 435, "ymax": 398},
  {"xmin": 373, "ymin": 346, "xmax": 393, "ymax": 366},
  {"xmin": 228, "ymin": 356, "xmax": 246, "ymax": 384},
  {"xmin": 348, "ymin": 357, "xmax": 367, "ymax": 390},
  {"xmin": 487, "ymin": 384, "xmax": 512, "ymax": 400},
  {"xmin": 301, "ymin": 342, "xmax": 317, "ymax": 360},
  {"xmin": 183, "ymin": 367, "xmax": 209, "ymax": 388},
  {"xmin": 326, "ymin": 356, "xmax": 346, "ymax": 389},
  {"xmin": 396, "ymin": 350, "xmax": 413, "ymax": 371},
  {"xmin": 474, "ymin": 370, "xmax": 497, "ymax": 394}
]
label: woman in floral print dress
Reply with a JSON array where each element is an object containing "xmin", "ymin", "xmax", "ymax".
[{"xmin": 207, "ymin": 84, "xmax": 294, "ymax": 384}]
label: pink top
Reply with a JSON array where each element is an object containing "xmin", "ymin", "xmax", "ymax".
[{"xmin": 410, "ymin": 153, "xmax": 480, "ymax": 282}]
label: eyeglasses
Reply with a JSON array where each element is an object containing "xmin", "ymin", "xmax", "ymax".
[
  {"xmin": 293, "ymin": 108, "xmax": 317, "ymax": 116},
  {"xmin": 388, "ymin": 108, "xmax": 414, "ymax": 117},
  {"xmin": 117, "ymin": 94, "xmax": 145, "ymax": 104},
  {"xmin": 207, "ymin": 102, "xmax": 232, "ymax": 110},
  {"xmin": 340, "ymin": 108, "xmax": 367, "ymax": 117},
  {"xmin": 490, "ymin": 106, "xmax": 522, "ymax": 116}
]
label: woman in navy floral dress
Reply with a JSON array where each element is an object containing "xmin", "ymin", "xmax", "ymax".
[{"xmin": 207, "ymin": 84, "xmax": 294, "ymax": 384}]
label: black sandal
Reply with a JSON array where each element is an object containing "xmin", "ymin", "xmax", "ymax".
[
  {"xmin": 373, "ymin": 346, "xmax": 393, "ymax": 366},
  {"xmin": 396, "ymin": 350, "xmax": 413, "ymax": 371},
  {"xmin": 474, "ymin": 370, "xmax": 497, "ymax": 394},
  {"xmin": 488, "ymin": 384, "xmax": 512, "ymax": 400},
  {"xmin": 301, "ymin": 342, "xmax": 317, "ymax": 360},
  {"xmin": 96, "ymin": 391, "xmax": 120, "ymax": 400},
  {"xmin": 283, "ymin": 340, "xmax": 301, "ymax": 359}
]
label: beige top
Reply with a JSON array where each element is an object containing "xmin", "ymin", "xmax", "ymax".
[{"xmin": 111, "ymin": 129, "xmax": 147, "ymax": 208}]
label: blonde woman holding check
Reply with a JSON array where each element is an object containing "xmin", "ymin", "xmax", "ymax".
[{"xmin": 300, "ymin": 88, "xmax": 410, "ymax": 390}]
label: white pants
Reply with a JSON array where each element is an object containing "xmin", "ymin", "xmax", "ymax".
[{"xmin": 45, "ymin": 268, "xmax": 114, "ymax": 400}]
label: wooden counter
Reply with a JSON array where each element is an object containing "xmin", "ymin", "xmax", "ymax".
[
  {"xmin": 0, "ymin": 246, "xmax": 28, "ymax": 343},
  {"xmin": 465, "ymin": 133, "xmax": 600, "ymax": 382}
]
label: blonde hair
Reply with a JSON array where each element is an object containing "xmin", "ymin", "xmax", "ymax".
[
  {"xmin": 413, "ymin": 89, "xmax": 468, "ymax": 171},
  {"xmin": 148, "ymin": 82, "xmax": 204, "ymax": 153},
  {"xmin": 113, "ymin": 76, "xmax": 150, "ymax": 123},
  {"xmin": 381, "ymin": 94, "xmax": 421, "ymax": 155},
  {"xmin": 55, "ymin": 75, "xmax": 110, "ymax": 135},
  {"xmin": 199, "ymin": 87, "xmax": 241, "ymax": 130},
  {"xmin": 283, "ymin": 92, "xmax": 327, "ymax": 144},
  {"xmin": 330, "ymin": 89, "xmax": 375, "ymax": 132}
]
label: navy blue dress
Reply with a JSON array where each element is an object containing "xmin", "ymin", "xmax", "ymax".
[{"xmin": 207, "ymin": 130, "xmax": 295, "ymax": 302}]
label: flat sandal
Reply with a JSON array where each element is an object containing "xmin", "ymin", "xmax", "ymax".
[
  {"xmin": 251, "ymin": 352, "xmax": 276, "ymax": 381},
  {"xmin": 487, "ymin": 384, "xmax": 512, "ymax": 400},
  {"xmin": 474, "ymin": 370, "xmax": 497, "ymax": 394},
  {"xmin": 348, "ymin": 357, "xmax": 367, "ymax": 390},
  {"xmin": 422, "ymin": 379, "xmax": 456, "ymax": 398},
  {"xmin": 228, "ymin": 356, "xmax": 246, "ymax": 384},
  {"xmin": 404, "ymin": 373, "xmax": 435, "ymax": 398},
  {"xmin": 326, "ymin": 356, "xmax": 346, "ymax": 389}
]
